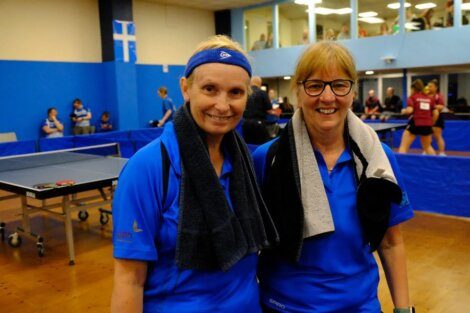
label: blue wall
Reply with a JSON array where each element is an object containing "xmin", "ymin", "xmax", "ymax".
[
  {"xmin": 0, "ymin": 61, "xmax": 186, "ymax": 140},
  {"xmin": 0, "ymin": 60, "xmax": 107, "ymax": 140},
  {"xmin": 136, "ymin": 64, "xmax": 185, "ymax": 127}
]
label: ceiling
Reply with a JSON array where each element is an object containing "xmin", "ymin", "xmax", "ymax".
[{"xmin": 146, "ymin": 0, "xmax": 269, "ymax": 11}]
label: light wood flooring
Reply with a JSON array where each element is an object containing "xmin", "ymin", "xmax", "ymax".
[{"xmin": 0, "ymin": 192, "xmax": 469, "ymax": 312}]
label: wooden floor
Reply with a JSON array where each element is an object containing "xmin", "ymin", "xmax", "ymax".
[{"xmin": 0, "ymin": 193, "xmax": 469, "ymax": 312}]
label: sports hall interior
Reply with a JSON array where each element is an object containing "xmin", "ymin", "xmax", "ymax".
[{"xmin": 0, "ymin": 0, "xmax": 469, "ymax": 312}]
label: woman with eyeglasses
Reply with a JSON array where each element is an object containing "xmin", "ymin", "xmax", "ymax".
[{"xmin": 253, "ymin": 42, "xmax": 415, "ymax": 313}]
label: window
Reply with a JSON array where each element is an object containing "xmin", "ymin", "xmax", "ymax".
[
  {"xmin": 357, "ymin": 1, "xmax": 399, "ymax": 37},
  {"xmin": 244, "ymin": 6, "xmax": 272, "ymax": 51},
  {"xmin": 314, "ymin": 0, "xmax": 351, "ymax": 41},
  {"xmin": 278, "ymin": 1, "xmax": 309, "ymax": 47},
  {"xmin": 463, "ymin": 0, "xmax": 470, "ymax": 26}
]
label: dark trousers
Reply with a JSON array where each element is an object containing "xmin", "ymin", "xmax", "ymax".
[{"xmin": 262, "ymin": 304, "xmax": 282, "ymax": 313}]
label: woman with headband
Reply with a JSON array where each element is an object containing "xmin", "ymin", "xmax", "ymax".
[{"xmin": 111, "ymin": 35, "xmax": 278, "ymax": 312}]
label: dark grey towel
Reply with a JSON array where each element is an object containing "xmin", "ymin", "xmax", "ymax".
[{"xmin": 173, "ymin": 104, "xmax": 279, "ymax": 271}]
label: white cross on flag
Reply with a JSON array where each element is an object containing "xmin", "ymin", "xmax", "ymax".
[{"xmin": 113, "ymin": 20, "xmax": 136, "ymax": 63}]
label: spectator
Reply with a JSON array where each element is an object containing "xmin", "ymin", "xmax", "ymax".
[
  {"xmin": 251, "ymin": 34, "xmax": 267, "ymax": 51},
  {"xmin": 266, "ymin": 89, "xmax": 281, "ymax": 137},
  {"xmin": 265, "ymin": 33, "xmax": 274, "ymax": 49},
  {"xmin": 351, "ymin": 90, "xmax": 364, "ymax": 114},
  {"xmin": 280, "ymin": 96, "xmax": 294, "ymax": 116},
  {"xmin": 381, "ymin": 87, "xmax": 402, "ymax": 121},
  {"xmin": 337, "ymin": 24, "xmax": 350, "ymax": 40},
  {"xmin": 300, "ymin": 30, "xmax": 309, "ymax": 45},
  {"xmin": 380, "ymin": 22, "xmax": 391, "ymax": 35},
  {"xmin": 71, "ymin": 98, "xmax": 92, "ymax": 135},
  {"xmin": 153, "ymin": 86, "xmax": 175, "ymax": 128},
  {"xmin": 427, "ymin": 79, "xmax": 446, "ymax": 156},
  {"xmin": 42, "ymin": 107, "xmax": 64, "ymax": 138},
  {"xmin": 96, "ymin": 111, "xmax": 113, "ymax": 132},
  {"xmin": 398, "ymin": 79, "xmax": 439, "ymax": 155},
  {"xmin": 242, "ymin": 76, "xmax": 272, "ymax": 144},
  {"xmin": 445, "ymin": 0, "xmax": 454, "ymax": 27},
  {"xmin": 361, "ymin": 89, "xmax": 381, "ymax": 120},
  {"xmin": 323, "ymin": 28, "xmax": 336, "ymax": 41}
]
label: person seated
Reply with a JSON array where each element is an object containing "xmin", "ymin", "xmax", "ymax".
[
  {"xmin": 381, "ymin": 87, "xmax": 402, "ymax": 121},
  {"xmin": 361, "ymin": 89, "xmax": 381, "ymax": 120},
  {"xmin": 42, "ymin": 107, "xmax": 64, "ymax": 138},
  {"xmin": 280, "ymin": 96, "xmax": 294, "ymax": 117},
  {"xmin": 351, "ymin": 91, "xmax": 364, "ymax": 114},
  {"xmin": 71, "ymin": 98, "xmax": 92, "ymax": 135},
  {"xmin": 96, "ymin": 111, "xmax": 113, "ymax": 132}
]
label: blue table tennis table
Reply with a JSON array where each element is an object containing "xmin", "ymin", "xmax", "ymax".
[{"xmin": 0, "ymin": 143, "xmax": 127, "ymax": 265}]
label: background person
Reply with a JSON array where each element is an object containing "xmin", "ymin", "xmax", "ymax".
[
  {"xmin": 71, "ymin": 98, "xmax": 92, "ymax": 135},
  {"xmin": 427, "ymin": 79, "xmax": 446, "ymax": 156},
  {"xmin": 154, "ymin": 86, "xmax": 175, "ymax": 127},
  {"xmin": 96, "ymin": 111, "xmax": 113, "ymax": 132},
  {"xmin": 398, "ymin": 79, "xmax": 439, "ymax": 155},
  {"xmin": 42, "ymin": 107, "xmax": 64, "ymax": 138}
]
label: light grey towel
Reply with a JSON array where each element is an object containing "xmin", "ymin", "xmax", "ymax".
[{"xmin": 291, "ymin": 109, "xmax": 397, "ymax": 239}]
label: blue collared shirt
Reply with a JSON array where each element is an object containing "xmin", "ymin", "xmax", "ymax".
[
  {"xmin": 112, "ymin": 122, "xmax": 260, "ymax": 313},
  {"xmin": 253, "ymin": 140, "xmax": 413, "ymax": 313}
]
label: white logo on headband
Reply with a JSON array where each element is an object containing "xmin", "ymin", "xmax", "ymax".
[{"xmin": 219, "ymin": 51, "xmax": 231, "ymax": 59}]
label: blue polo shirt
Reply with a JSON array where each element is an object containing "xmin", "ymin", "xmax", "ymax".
[
  {"xmin": 253, "ymin": 140, "xmax": 413, "ymax": 313},
  {"xmin": 162, "ymin": 97, "xmax": 175, "ymax": 121},
  {"xmin": 112, "ymin": 122, "xmax": 261, "ymax": 313},
  {"xmin": 73, "ymin": 107, "xmax": 91, "ymax": 127}
]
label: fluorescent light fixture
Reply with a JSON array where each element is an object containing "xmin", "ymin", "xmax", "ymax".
[
  {"xmin": 336, "ymin": 8, "xmax": 353, "ymax": 14},
  {"xmin": 415, "ymin": 2, "xmax": 437, "ymax": 10},
  {"xmin": 283, "ymin": 76, "xmax": 292, "ymax": 80},
  {"xmin": 312, "ymin": 7, "xmax": 335, "ymax": 15},
  {"xmin": 387, "ymin": 2, "xmax": 411, "ymax": 9},
  {"xmin": 462, "ymin": 3, "xmax": 470, "ymax": 10},
  {"xmin": 359, "ymin": 11, "xmax": 378, "ymax": 18},
  {"xmin": 358, "ymin": 17, "xmax": 385, "ymax": 24},
  {"xmin": 306, "ymin": 7, "xmax": 352, "ymax": 15},
  {"xmin": 365, "ymin": 71, "xmax": 374, "ymax": 75},
  {"xmin": 295, "ymin": 0, "xmax": 322, "ymax": 5}
]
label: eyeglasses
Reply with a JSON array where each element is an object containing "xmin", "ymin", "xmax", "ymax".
[{"xmin": 298, "ymin": 79, "xmax": 354, "ymax": 97}]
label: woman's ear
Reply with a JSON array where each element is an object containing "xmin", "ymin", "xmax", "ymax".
[{"xmin": 180, "ymin": 77, "xmax": 190, "ymax": 102}]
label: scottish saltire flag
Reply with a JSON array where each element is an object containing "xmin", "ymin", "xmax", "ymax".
[{"xmin": 113, "ymin": 20, "xmax": 137, "ymax": 63}]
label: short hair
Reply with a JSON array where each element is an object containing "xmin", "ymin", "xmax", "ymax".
[
  {"xmin": 47, "ymin": 107, "xmax": 56, "ymax": 115},
  {"xmin": 411, "ymin": 79, "xmax": 425, "ymax": 93},
  {"xmin": 186, "ymin": 35, "xmax": 251, "ymax": 88},
  {"xmin": 102, "ymin": 111, "xmax": 110, "ymax": 118},
  {"xmin": 73, "ymin": 98, "xmax": 82, "ymax": 105},
  {"xmin": 158, "ymin": 87, "xmax": 167, "ymax": 95},
  {"xmin": 291, "ymin": 41, "xmax": 357, "ymax": 95},
  {"xmin": 428, "ymin": 79, "xmax": 439, "ymax": 88}
]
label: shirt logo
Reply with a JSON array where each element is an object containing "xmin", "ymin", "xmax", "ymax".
[
  {"xmin": 133, "ymin": 220, "xmax": 143, "ymax": 233},
  {"xmin": 219, "ymin": 51, "xmax": 231, "ymax": 59}
]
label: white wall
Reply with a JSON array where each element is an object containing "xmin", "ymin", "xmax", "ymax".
[
  {"xmin": 133, "ymin": 0, "xmax": 215, "ymax": 65},
  {"xmin": 244, "ymin": 7, "xmax": 271, "ymax": 50},
  {"xmin": 0, "ymin": 0, "xmax": 102, "ymax": 62}
]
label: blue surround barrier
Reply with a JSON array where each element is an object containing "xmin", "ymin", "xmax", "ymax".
[{"xmin": 1, "ymin": 127, "xmax": 469, "ymax": 218}]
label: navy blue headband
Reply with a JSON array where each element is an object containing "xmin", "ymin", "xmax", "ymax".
[{"xmin": 184, "ymin": 48, "xmax": 252, "ymax": 78}]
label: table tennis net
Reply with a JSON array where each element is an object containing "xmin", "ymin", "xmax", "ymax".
[{"xmin": 0, "ymin": 143, "xmax": 120, "ymax": 173}]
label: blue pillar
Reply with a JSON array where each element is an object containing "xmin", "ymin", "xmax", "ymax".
[
  {"xmin": 399, "ymin": 0, "xmax": 406, "ymax": 34},
  {"xmin": 402, "ymin": 68, "xmax": 408, "ymax": 101},
  {"xmin": 308, "ymin": 2, "xmax": 316, "ymax": 42},
  {"xmin": 454, "ymin": 0, "xmax": 462, "ymax": 27}
]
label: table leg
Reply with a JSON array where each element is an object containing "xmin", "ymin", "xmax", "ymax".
[{"xmin": 62, "ymin": 195, "xmax": 76, "ymax": 265}]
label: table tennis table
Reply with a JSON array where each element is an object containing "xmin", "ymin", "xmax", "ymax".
[
  {"xmin": 368, "ymin": 122, "xmax": 407, "ymax": 147},
  {"xmin": 0, "ymin": 143, "xmax": 127, "ymax": 265}
]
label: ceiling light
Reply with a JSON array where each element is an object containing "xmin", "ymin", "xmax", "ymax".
[
  {"xmin": 306, "ymin": 7, "xmax": 352, "ymax": 15},
  {"xmin": 336, "ymin": 8, "xmax": 353, "ymax": 14},
  {"xmin": 415, "ymin": 3, "xmax": 437, "ymax": 10},
  {"xmin": 462, "ymin": 3, "xmax": 470, "ymax": 10},
  {"xmin": 365, "ymin": 71, "xmax": 374, "ymax": 75},
  {"xmin": 387, "ymin": 2, "xmax": 412, "ymax": 9},
  {"xmin": 283, "ymin": 76, "xmax": 291, "ymax": 80},
  {"xmin": 295, "ymin": 0, "xmax": 322, "ymax": 5},
  {"xmin": 359, "ymin": 11, "xmax": 378, "ymax": 18},
  {"xmin": 358, "ymin": 17, "xmax": 385, "ymax": 24}
]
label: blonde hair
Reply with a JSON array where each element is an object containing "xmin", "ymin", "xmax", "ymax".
[
  {"xmin": 291, "ymin": 41, "xmax": 357, "ymax": 95},
  {"xmin": 186, "ymin": 35, "xmax": 251, "ymax": 88}
]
